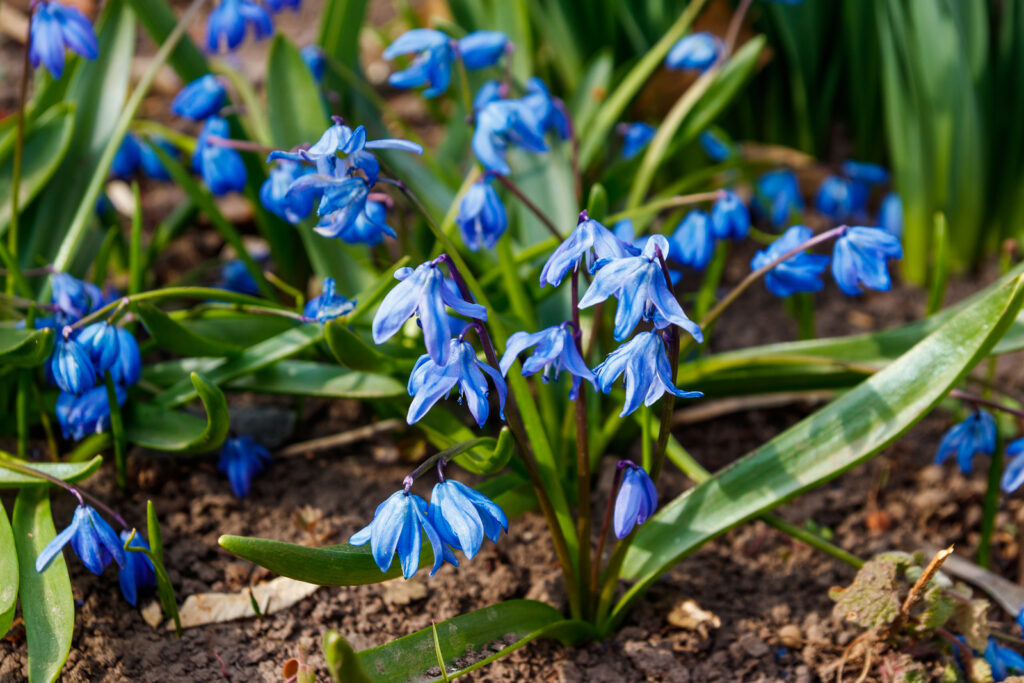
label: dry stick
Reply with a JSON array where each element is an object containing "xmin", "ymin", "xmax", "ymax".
[
  {"xmin": 277, "ymin": 419, "xmax": 405, "ymax": 457},
  {"xmin": 881, "ymin": 545, "xmax": 955, "ymax": 641}
]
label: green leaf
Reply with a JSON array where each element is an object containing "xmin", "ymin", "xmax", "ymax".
[
  {"xmin": 124, "ymin": 0, "xmax": 207, "ymax": 81},
  {"xmin": 454, "ymin": 427, "xmax": 513, "ymax": 475},
  {"xmin": 324, "ymin": 320, "xmax": 405, "ymax": 373},
  {"xmin": 13, "ymin": 487, "xmax": 73, "ymax": 683},
  {"xmin": 124, "ymin": 373, "xmax": 229, "ymax": 452},
  {"xmin": 318, "ymin": 0, "xmax": 371, "ymax": 114},
  {"xmin": 218, "ymin": 538, "xmax": 416, "ymax": 586},
  {"xmin": 137, "ymin": 303, "xmax": 243, "ymax": 356},
  {"xmin": 0, "ymin": 501, "xmax": 17, "ymax": 637},
  {"xmin": 266, "ymin": 34, "xmax": 329, "ymax": 148},
  {"xmin": 0, "ymin": 455, "xmax": 103, "ymax": 488},
  {"xmin": 223, "ymin": 361, "xmax": 405, "ymax": 399},
  {"xmin": 324, "ymin": 631, "xmax": 373, "ymax": 683},
  {"xmin": 0, "ymin": 327, "xmax": 55, "ymax": 368},
  {"xmin": 0, "ymin": 104, "xmax": 75, "ymax": 231}
]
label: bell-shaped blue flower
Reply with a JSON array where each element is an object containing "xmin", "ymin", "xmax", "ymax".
[
  {"xmin": 29, "ymin": 1, "xmax": 98, "ymax": 79},
  {"xmin": 220, "ymin": 259, "xmax": 259, "ymax": 296},
  {"xmin": 269, "ymin": 119, "xmax": 423, "ymax": 170},
  {"xmin": 619, "ymin": 122, "xmax": 656, "ymax": 160},
  {"xmin": 260, "ymin": 160, "xmax": 316, "ymax": 224},
  {"xmin": 206, "ymin": 0, "xmax": 274, "ymax": 52},
  {"xmin": 171, "ymin": 74, "xmax": 226, "ymax": 121},
  {"xmin": 841, "ymin": 160, "xmax": 889, "ymax": 186},
  {"xmin": 78, "ymin": 322, "xmax": 119, "ymax": 373},
  {"xmin": 578, "ymin": 235, "xmax": 703, "ymax": 343},
  {"xmin": 757, "ymin": 169, "xmax": 804, "ymax": 227},
  {"xmin": 407, "ymin": 338, "xmax": 507, "ymax": 427},
  {"xmin": 614, "ymin": 462, "xmax": 658, "ymax": 539},
  {"xmin": 56, "ymin": 384, "xmax": 125, "ymax": 441},
  {"xmin": 472, "ymin": 97, "xmax": 548, "ymax": 175},
  {"xmin": 109, "ymin": 328, "xmax": 141, "ymax": 386},
  {"xmin": 815, "ymin": 175, "xmax": 854, "ymax": 221},
  {"xmin": 111, "ymin": 134, "xmax": 142, "ymax": 179},
  {"xmin": 138, "ymin": 137, "xmax": 175, "ymax": 181},
  {"xmin": 700, "ymin": 129, "xmax": 734, "ymax": 162},
  {"xmin": 831, "ymin": 226, "xmax": 903, "ymax": 296},
  {"xmin": 52, "ymin": 272, "xmax": 103, "ymax": 320},
  {"xmin": 665, "ymin": 32, "xmax": 723, "ymax": 72},
  {"xmin": 457, "ymin": 31, "xmax": 509, "ymax": 70},
  {"xmin": 119, "ymin": 531, "xmax": 156, "ymax": 607},
  {"xmin": 499, "ymin": 325, "xmax": 596, "ymax": 399},
  {"xmin": 429, "ymin": 478, "xmax": 508, "ymax": 560},
  {"xmin": 1001, "ymin": 439, "xmax": 1024, "ymax": 494},
  {"xmin": 934, "ymin": 410, "xmax": 997, "ymax": 475},
  {"xmin": 984, "ymin": 637, "xmax": 1024, "ymax": 681},
  {"xmin": 383, "ymin": 29, "xmax": 454, "ymax": 98},
  {"xmin": 303, "ymin": 278, "xmax": 355, "ymax": 323},
  {"xmin": 265, "ymin": 0, "xmax": 301, "ymax": 11},
  {"xmin": 372, "ymin": 260, "xmax": 486, "ymax": 365},
  {"xmin": 710, "ymin": 190, "xmax": 750, "ymax": 240},
  {"xmin": 326, "ymin": 199, "xmax": 396, "ymax": 246},
  {"xmin": 539, "ymin": 211, "xmax": 632, "ymax": 288},
  {"xmin": 456, "ymin": 179, "xmax": 507, "ymax": 251},
  {"xmin": 218, "ymin": 435, "xmax": 271, "ymax": 497},
  {"xmin": 350, "ymin": 490, "xmax": 454, "ymax": 578},
  {"xmin": 36, "ymin": 505, "xmax": 126, "ymax": 575},
  {"xmin": 878, "ymin": 193, "xmax": 902, "ymax": 238},
  {"xmin": 50, "ymin": 337, "xmax": 97, "ymax": 395},
  {"xmin": 519, "ymin": 78, "xmax": 570, "ymax": 140},
  {"xmin": 672, "ymin": 211, "xmax": 716, "ymax": 270},
  {"xmin": 301, "ymin": 45, "xmax": 325, "ymax": 82},
  {"xmin": 751, "ymin": 225, "xmax": 829, "ymax": 298},
  {"xmin": 193, "ymin": 116, "xmax": 247, "ymax": 195},
  {"xmin": 594, "ymin": 330, "xmax": 702, "ymax": 417}
]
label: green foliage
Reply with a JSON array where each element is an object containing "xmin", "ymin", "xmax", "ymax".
[
  {"xmin": 0, "ymin": 456, "xmax": 103, "ymax": 488},
  {"xmin": 125, "ymin": 373, "xmax": 229, "ymax": 452},
  {"xmin": 829, "ymin": 551, "xmax": 914, "ymax": 629},
  {"xmin": 0, "ymin": 501, "xmax": 17, "ymax": 638}
]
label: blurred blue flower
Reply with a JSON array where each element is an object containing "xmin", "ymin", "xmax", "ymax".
[
  {"xmin": 78, "ymin": 322, "xmax": 119, "ymax": 373},
  {"xmin": 56, "ymin": 384, "xmax": 125, "ymax": 441},
  {"xmin": 985, "ymin": 637, "xmax": 1024, "ymax": 681},
  {"xmin": 619, "ymin": 122, "xmax": 656, "ymax": 160},
  {"xmin": 265, "ymin": 0, "xmax": 301, "ymax": 11},
  {"xmin": 52, "ymin": 272, "xmax": 103, "ymax": 320},
  {"xmin": 751, "ymin": 225, "xmax": 829, "ymax": 298},
  {"xmin": 220, "ymin": 259, "xmax": 260, "ymax": 296},
  {"xmin": 831, "ymin": 226, "xmax": 903, "ymax": 296},
  {"xmin": 51, "ymin": 337, "xmax": 97, "ymax": 395},
  {"xmin": 303, "ymin": 278, "xmax": 355, "ymax": 323},
  {"xmin": 757, "ymin": 169, "xmax": 804, "ymax": 228},
  {"xmin": 218, "ymin": 435, "xmax": 271, "ymax": 497},
  {"xmin": 457, "ymin": 31, "xmax": 509, "ymax": 69},
  {"xmin": 935, "ymin": 410, "xmax": 996, "ymax": 475},
  {"xmin": 383, "ymin": 29, "xmax": 454, "ymax": 98},
  {"xmin": 815, "ymin": 175, "xmax": 854, "ymax": 221},
  {"xmin": 672, "ymin": 211, "xmax": 716, "ymax": 270},
  {"xmin": 111, "ymin": 134, "xmax": 142, "ymax": 179},
  {"xmin": 260, "ymin": 160, "xmax": 316, "ymax": 224},
  {"xmin": 456, "ymin": 179, "xmax": 507, "ymax": 251},
  {"xmin": 614, "ymin": 462, "xmax": 657, "ymax": 538},
  {"xmin": 108, "ymin": 328, "xmax": 141, "ymax": 386},
  {"xmin": 841, "ymin": 160, "xmax": 889, "ymax": 186},
  {"xmin": 326, "ymin": 198, "xmax": 396, "ymax": 246},
  {"xmin": 429, "ymin": 478, "xmax": 508, "ymax": 559},
  {"xmin": 472, "ymin": 98, "xmax": 548, "ymax": 175},
  {"xmin": 1001, "ymin": 439, "xmax": 1024, "ymax": 494},
  {"xmin": 406, "ymin": 338, "xmax": 506, "ymax": 427},
  {"xmin": 207, "ymin": 0, "xmax": 273, "ymax": 52},
  {"xmin": 29, "ymin": 1, "xmax": 98, "ymax": 79},
  {"xmin": 878, "ymin": 193, "xmax": 903, "ymax": 238},
  {"xmin": 193, "ymin": 116, "xmax": 247, "ymax": 195},
  {"xmin": 372, "ymin": 260, "xmax": 486, "ymax": 365},
  {"xmin": 36, "ymin": 505, "xmax": 126, "ymax": 575},
  {"xmin": 666, "ymin": 32, "xmax": 723, "ymax": 72},
  {"xmin": 171, "ymin": 74, "xmax": 226, "ymax": 121},
  {"xmin": 700, "ymin": 129, "xmax": 734, "ymax": 162},
  {"xmin": 499, "ymin": 325, "xmax": 596, "ymax": 399},
  {"xmin": 350, "ymin": 490, "xmax": 452, "ymax": 578},
  {"xmin": 520, "ymin": 78, "xmax": 570, "ymax": 140},
  {"xmin": 711, "ymin": 190, "xmax": 750, "ymax": 240},
  {"xmin": 473, "ymin": 79, "xmax": 503, "ymax": 109},
  {"xmin": 138, "ymin": 137, "xmax": 176, "ymax": 181},
  {"xmin": 539, "ymin": 211, "xmax": 631, "ymax": 288},
  {"xmin": 118, "ymin": 531, "xmax": 156, "ymax": 607},
  {"xmin": 594, "ymin": 331, "xmax": 702, "ymax": 417},
  {"xmin": 300, "ymin": 45, "xmax": 325, "ymax": 82}
]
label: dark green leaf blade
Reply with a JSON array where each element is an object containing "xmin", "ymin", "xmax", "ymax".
[
  {"xmin": 225, "ymin": 361, "xmax": 405, "ymax": 399},
  {"xmin": 0, "ymin": 328, "xmax": 55, "ymax": 368},
  {"xmin": 217, "ymin": 538, "xmax": 413, "ymax": 586},
  {"xmin": 0, "ymin": 455, "xmax": 103, "ymax": 489},
  {"xmin": 124, "ymin": 372, "xmax": 229, "ymax": 452},
  {"xmin": 266, "ymin": 34, "xmax": 329, "ymax": 148},
  {"xmin": 0, "ymin": 105, "xmax": 75, "ymax": 230},
  {"xmin": 0, "ymin": 501, "xmax": 17, "ymax": 637},
  {"xmin": 136, "ymin": 303, "xmax": 242, "ymax": 356}
]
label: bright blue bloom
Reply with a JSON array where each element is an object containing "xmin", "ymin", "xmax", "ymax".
[
  {"xmin": 457, "ymin": 31, "xmax": 509, "ymax": 69},
  {"xmin": 499, "ymin": 325, "xmax": 596, "ymax": 399},
  {"xmin": 108, "ymin": 327, "xmax": 141, "ymax": 386},
  {"xmin": 52, "ymin": 272, "xmax": 103, "ymax": 320},
  {"xmin": 138, "ymin": 137, "xmax": 175, "ymax": 181},
  {"xmin": 118, "ymin": 531, "xmax": 156, "ymax": 607},
  {"xmin": 815, "ymin": 175, "xmax": 854, "ymax": 221},
  {"xmin": 456, "ymin": 179, "xmax": 507, "ymax": 251},
  {"xmin": 831, "ymin": 226, "xmax": 903, "ymax": 296},
  {"xmin": 757, "ymin": 169, "xmax": 804, "ymax": 228},
  {"xmin": 613, "ymin": 221, "xmax": 683, "ymax": 282},
  {"xmin": 473, "ymin": 80, "xmax": 503, "ymax": 110},
  {"xmin": 303, "ymin": 278, "xmax": 355, "ymax": 323},
  {"xmin": 710, "ymin": 190, "xmax": 750, "ymax": 240},
  {"xmin": 36, "ymin": 505, "xmax": 126, "ymax": 575},
  {"xmin": 841, "ymin": 160, "xmax": 889, "ymax": 186},
  {"xmin": 206, "ymin": 0, "xmax": 273, "ymax": 52},
  {"xmin": 300, "ymin": 45, "xmax": 325, "ymax": 82},
  {"xmin": 935, "ymin": 410, "xmax": 997, "ymax": 475},
  {"xmin": 1000, "ymin": 439, "xmax": 1024, "ymax": 494},
  {"xmin": 372, "ymin": 260, "xmax": 486, "ymax": 365},
  {"xmin": 265, "ymin": 0, "xmax": 301, "ymax": 11},
  {"xmin": 539, "ymin": 211, "xmax": 632, "ymax": 288},
  {"xmin": 594, "ymin": 331, "xmax": 702, "ymax": 417},
  {"xmin": 220, "ymin": 259, "xmax": 260, "ymax": 296},
  {"xmin": 193, "ymin": 116, "xmax": 247, "ymax": 195},
  {"xmin": 666, "ymin": 32, "xmax": 723, "ymax": 72},
  {"xmin": 613, "ymin": 462, "xmax": 658, "ymax": 539},
  {"xmin": 268, "ymin": 119, "xmax": 422, "ymax": 175},
  {"xmin": 672, "ymin": 211, "xmax": 716, "ymax": 270},
  {"xmin": 50, "ymin": 337, "xmax": 97, "ymax": 395},
  {"xmin": 985, "ymin": 637, "xmax": 1024, "ymax": 681},
  {"xmin": 56, "ymin": 384, "xmax": 125, "ymax": 441},
  {"xmin": 472, "ymin": 98, "xmax": 548, "ymax": 175},
  {"xmin": 429, "ymin": 478, "xmax": 508, "ymax": 560},
  {"xmin": 578, "ymin": 235, "xmax": 703, "ymax": 343},
  {"xmin": 111, "ymin": 134, "xmax": 142, "ymax": 179},
  {"xmin": 751, "ymin": 225, "xmax": 829, "ymax": 298},
  {"xmin": 293, "ymin": 175, "xmax": 373, "ymax": 241},
  {"xmin": 218, "ymin": 435, "xmax": 271, "ymax": 497},
  {"xmin": 619, "ymin": 122, "xmax": 656, "ymax": 160},
  {"xmin": 700, "ymin": 129, "xmax": 734, "ymax": 162},
  {"xmin": 350, "ymin": 490, "xmax": 452, "ymax": 578},
  {"xmin": 260, "ymin": 160, "xmax": 316, "ymax": 224},
  {"xmin": 323, "ymin": 199, "xmax": 396, "ymax": 246},
  {"xmin": 78, "ymin": 322, "xmax": 119, "ymax": 373},
  {"xmin": 171, "ymin": 74, "xmax": 226, "ymax": 121},
  {"xmin": 520, "ymin": 78, "xmax": 570, "ymax": 140},
  {"xmin": 406, "ymin": 338, "xmax": 507, "ymax": 427},
  {"xmin": 29, "ymin": 1, "xmax": 98, "ymax": 79},
  {"xmin": 383, "ymin": 29, "xmax": 454, "ymax": 98},
  {"xmin": 878, "ymin": 192, "xmax": 903, "ymax": 238}
]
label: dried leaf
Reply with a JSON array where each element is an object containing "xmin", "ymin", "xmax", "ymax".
[
  {"xmin": 951, "ymin": 598, "xmax": 990, "ymax": 652},
  {"xmin": 170, "ymin": 577, "xmax": 319, "ymax": 629}
]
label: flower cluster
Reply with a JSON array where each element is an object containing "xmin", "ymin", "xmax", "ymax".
[
  {"xmin": 383, "ymin": 29, "xmax": 510, "ymax": 98},
  {"xmin": 206, "ymin": 0, "xmax": 301, "ymax": 53},
  {"xmin": 671, "ymin": 190, "xmax": 750, "ymax": 270},
  {"xmin": 170, "ymin": 74, "xmax": 246, "ymax": 195},
  {"xmin": 28, "ymin": 1, "xmax": 98, "ymax": 79},
  {"xmin": 111, "ymin": 134, "xmax": 175, "ymax": 182},
  {"xmin": 471, "ymin": 77, "xmax": 567, "ymax": 176}
]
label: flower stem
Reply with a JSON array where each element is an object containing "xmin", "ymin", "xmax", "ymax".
[
  {"xmin": 724, "ymin": 0, "xmax": 755, "ymax": 54},
  {"xmin": 454, "ymin": 55, "xmax": 475, "ymax": 119},
  {"xmin": 492, "ymin": 173, "xmax": 564, "ymax": 240},
  {"xmin": 6, "ymin": 9, "xmax": 33, "ymax": 297},
  {"xmin": 0, "ymin": 456, "xmax": 129, "ymax": 529},
  {"xmin": 979, "ymin": 437, "xmax": 1004, "ymax": 569},
  {"xmin": 606, "ymin": 191, "xmax": 721, "ymax": 224},
  {"xmin": 951, "ymin": 389, "xmax": 1024, "ymax": 421},
  {"xmin": 572, "ymin": 269, "xmax": 593, "ymax": 619},
  {"xmin": 590, "ymin": 464, "xmax": 624, "ymax": 599},
  {"xmin": 103, "ymin": 372, "xmax": 128, "ymax": 490},
  {"xmin": 553, "ymin": 99, "xmax": 583, "ymax": 206}
]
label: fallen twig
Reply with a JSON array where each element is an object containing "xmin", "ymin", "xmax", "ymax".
[{"xmin": 277, "ymin": 419, "xmax": 405, "ymax": 457}]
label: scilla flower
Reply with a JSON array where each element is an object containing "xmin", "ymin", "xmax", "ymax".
[
  {"xmin": 878, "ymin": 193, "xmax": 903, "ymax": 238},
  {"xmin": 301, "ymin": 45, "xmax": 325, "ymax": 82},
  {"xmin": 472, "ymin": 98, "xmax": 548, "ymax": 175},
  {"xmin": 351, "ymin": 489, "xmax": 453, "ymax": 578},
  {"xmin": 578, "ymin": 235, "xmax": 703, "ymax": 343},
  {"xmin": 332, "ymin": 199, "xmax": 396, "ymax": 246},
  {"xmin": 594, "ymin": 331, "xmax": 702, "ymax": 417},
  {"xmin": 220, "ymin": 259, "xmax": 260, "ymax": 296},
  {"xmin": 499, "ymin": 325, "xmax": 596, "ymax": 399},
  {"xmin": 111, "ymin": 134, "xmax": 142, "ymax": 179},
  {"xmin": 539, "ymin": 211, "xmax": 632, "ymax": 288},
  {"xmin": 614, "ymin": 462, "xmax": 658, "ymax": 539},
  {"xmin": 29, "ymin": 1, "xmax": 98, "ymax": 79},
  {"xmin": 218, "ymin": 435, "xmax": 271, "ymax": 497},
  {"xmin": 815, "ymin": 175, "xmax": 854, "ymax": 221},
  {"xmin": 672, "ymin": 211, "xmax": 715, "ymax": 270},
  {"xmin": 618, "ymin": 122, "xmax": 656, "ymax": 160},
  {"xmin": 207, "ymin": 0, "xmax": 273, "ymax": 52},
  {"xmin": 109, "ymin": 327, "xmax": 141, "ymax": 386},
  {"xmin": 265, "ymin": 0, "xmax": 301, "ymax": 11},
  {"xmin": 383, "ymin": 29, "xmax": 454, "ymax": 97},
  {"xmin": 56, "ymin": 384, "xmax": 125, "ymax": 441},
  {"xmin": 710, "ymin": 190, "xmax": 750, "ymax": 240},
  {"xmin": 52, "ymin": 272, "xmax": 103, "ymax": 320},
  {"xmin": 50, "ymin": 336, "xmax": 97, "ymax": 395},
  {"xmin": 841, "ymin": 160, "xmax": 889, "ymax": 186},
  {"xmin": 406, "ymin": 338, "xmax": 507, "ymax": 427},
  {"xmin": 138, "ymin": 137, "xmax": 175, "ymax": 181},
  {"xmin": 831, "ymin": 226, "xmax": 903, "ymax": 296},
  {"xmin": 429, "ymin": 477, "xmax": 508, "ymax": 559},
  {"xmin": 520, "ymin": 78, "xmax": 570, "ymax": 140},
  {"xmin": 193, "ymin": 117, "xmax": 247, "ymax": 195},
  {"xmin": 77, "ymin": 322, "xmax": 119, "ymax": 373},
  {"xmin": 456, "ymin": 179, "xmax": 507, "ymax": 251},
  {"xmin": 699, "ymin": 129, "xmax": 734, "ymax": 162},
  {"xmin": 1000, "ymin": 439, "xmax": 1024, "ymax": 494},
  {"xmin": 456, "ymin": 31, "xmax": 510, "ymax": 70},
  {"xmin": 171, "ymin": 74, "xmax": 226, "ymax": 121},
  {"xmin": 260, "ymin": 161, "xmax": 316, "ymax": 224},
  {"xmin": 984, "ymin": 637, "xmax": 1024, "ymax": 680},
  {"xmin": 934, "ymin": 410, "xmax": 996, "ymax": 475},
  {"xmin": 303, "ymin": 278, "xmax": 355, "ymax": 323},
  {"xmin": 751, "ymin": 225, "xmax": 829, "ymax": 298},
  {"xmin": 36, "ymin": 505, "xmax": 126, "ymax": 575},
  {"xmin": 665, "ymin": 32, "xmax": 723, "ymax": 72},
  {"xmin": 757, "ymin": 169, "xmax": 804, "ymax": 228},
  {"xmin": 118, "ymin": 531, "xmax": 156, "ymax": 607}
]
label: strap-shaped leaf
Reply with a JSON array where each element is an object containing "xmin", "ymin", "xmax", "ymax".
[
  {"xmin": 125, "ymin": 372, "xmax": 229, "ymax": 452},
  {"xmin": 267, "ymin": 34, "xmax": 329, "ymax": 148},
  {"xmin": 0, "ymin": 455, "xmax": 103, "ymax": 488},
  {"xmin": 0, "ymin": 104, "xmax": 75, "ymax": 231},
  {"xmin": 0, "ymin": 501, "xmax": 17, "ymax": 638},
  {"xmin": 136, "ymin": 303, "xmax": 242, "ymax": 356},
  {"xmin": 0, "ymin": 328, "xmax": 55, "ymax": 368},
  {"xmin": 225, "ymin": 361, "xmax": 405, "ymax": 399}
]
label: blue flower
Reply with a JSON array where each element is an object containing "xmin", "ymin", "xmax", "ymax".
[
  {"xmin": 29, "ymin": 1, "xmax": 98, "ymax": 79},
  {"xmin": 193, "ymin": 116, "xmax": 247, "ymax": 195},
  {"xmin": 260, "ymin": 160, "xmax": 316, "ymax": 224},
  {"xmin": 118, "ymin": 531, "xmax": 156, "ymax": 607},
  {"xmin": 614, "ymin": 462, "xmax": 658, "ymax": 538},
  {"xmin": 429, "ymin": 478, "xmax": 508, "ymax": 559},
  {"xmin": 265, "ymin": 0, "xmax": 301, "ymax": 11},
  {"xmin": 815, "ymin": 175, "xmax": 854, "ymax": 221},
  {"xmin": 207, "ymin": 0, "xmax": 273, "ymax": 52},
  {"xmin": 472, "ymin": 98, "xmax": 548, "ymax": 175},
  {"xmin": 78, "ymin": 322, "xmax": 119, "ymax": 373},
  {"xmin": 757, "ymin": 169, "xmax": 804, "ymax": 228},
  {"xmin": 406, "ymin": 338, "xmax": 507, "ymax": 427},
  {"xmin": 50, "ymin": 336, "xmax": 97, "ymax": 395},
  {"xmin": 138, "ymin": 137, "xmax": 176, "ymax": 181},
  {"xmin": 473, "ymin": 80, "xmax": 503, "ymax": 110},
  {"xmin": 350, "ymin": 490, "xmax": 453, "ymax": 578},
  {"xmin": 269, "ymin": 119, "xmax": 422, "ymax": 173},
  {"xmin": 539, "ymin": 211, "xmax": 632, "ymax": 288},
  {"xmin": 456, "ymin": 179, "xmax": 507, "ymax": 251},
  {"xmin": 171, "ymin": 74, "xmax": 226, "ymax": 121},
  {"xmin": 594, "ymin": 330, "xmax": 702, "ymax": 417},
  {"xmin": 372, "ymin": 260, "xmax": 486, "ymax": 365},
  {"xmin": 619, "ymin": 122, "xmax": 656, "ymax": 160},
  {"xmin": 985, "ymin": 637, "xmax": 1024, "ymax": 681},
  {"xmin": 56, "ymin": 384, "xmax": 125, "ymax": 441},
  {"xmin": 1001, "ymin": 439, "xmax": 1024, "ymax": 494},
  {"xmin": 878, "ymin": 193, "xmax": 902, "ymax": 238},
  {"xmin": 578, "ymin": 235, "xmax": 703, "ymax": 343},
  {"xmin": 303, "ymin": 278, "xmax": 355, "ymax": 323},
  {"xmin": 325, "ymin": 199, "xmax": 396, "ymax": 246},
  {"xmin": 519, "ymin": 78, "xmax": 570, "ymax": 140},
  {"xmin": 710, "ymin": 190, "xmax": 750, "ymax": 240},
  {"xmin": 36, "ymin": 505, "xmax": 126, "ymax": 575},
  {"xmin": 383, "ymin": 29, "xmax": 454, "ymax": 98},
  {"xmin": 751, "ymin": 225, "xmax": 829, "ymax": 298},
  {"xmin": 457, "ymin": 31, "xmax": 509, "ymax": 69},
  {"xmin": 499, "ymin": 325, "xmax": 596, "ymax": 399},
  {"xmin": 109, "ymin": 327, "xmax": 141, "ymax": 386},
  {"xmin": 831, "ymin": 226, "xmax": 903, "ymax": 296},
  {"xmin": 665, "ymin": 32, "xmax": 724, "ymax": 72},
  {"xmin": 935, "ymin": 410, "xmax": 997, "ymax": 475},
  {"xmin": 220, "ymin": 259, "xmax": 260, "ymax": 296},
  {"xmin": 52, "ymin": 272, "xmax": 103, "ymax": 320},
  {"xmin": 699, "ymin": 129, "xmax": 734, "ymax": 162},
  {"xmin": 841, "ymin": 160, "xmax": 889, "ymax": 186},
  {"xmin": 111, "ymin": 134, "xmax": 142, "ymax": 179},
  {"xmin": 218, "ymin": 435, "xmax": 271, "ymax": 497},
  {"xmin": 672, "ymin": 211, "xmax": 716, "ymax": 270},
  {"xmin": 300, "ymin": 45, "xmax": 325, "ymax": 82}
]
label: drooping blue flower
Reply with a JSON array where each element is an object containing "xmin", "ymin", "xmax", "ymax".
[
  {"xmin": 815, "ymin": 175, "xmax": 854, "ymax": 221},
  {"xmin": 265, "ymin": 0, "xmax": 301, "ymax": 11},
  {"xmin": 111, "ymin": 134, "xmax": 142, "ymax": 179},
  {"xmin": 52, "ymin": 272, "xmax": 103, "ymax": 320},
  {"xmin": 220, "ymin": 259, "xmax": 260, "ymax": 296},
  {"xmin": 878, "ymin": 192, "xmax": 903, "ymax": 238},
  {"xmin": 372, "ymin": 260, "xmax": 486, "ymax": 365},
  {"xmin": 613, "ymin": 462, "xmax": 658, "ymax": 539},
  {"xmin": 1001, "ymin": 439, "xmax": 1024, "ymax": 494},
  {"xmin": 218, "ymin": 435, "xmax": 271, "ymax": 497},
  {"xmin": 473, "ymin": 79, "xmax": 503, "ymax": 110},
  {"xmin": 326, "ymin": 199, "xmax": 396, "ymax": 246},
  {"xmin": 710, "ymin": 190, "xmax": 750, "ymax": 240},
  {"xmin": 699, "ymin": 129, "xmax": 734, "ymax": 162},
  {"xmin": 619, "ymin": 122, "xmax": 656, "ymax": 160},
  {"xmin": 594, "ymin": 331, "xmax": 702, "ymax": 417},
  {"xmin": 350, "ymin": 490, "xmax": 453, "ymax": 578},
  {"xmin": 193, "ymin": 116, "xmax": 247, "ymax": 195},
  {"xmin": 985, "ymin": 637, "xmax": 1024, "ymax": 681},
  {"xmin": 56, "ymin": 384, "xmax": 125, "ymax": 441},
  {"xmin": 36, "ymin": 505, "xmax": 126, "ymax": 575},
  {"xmin": 383, "ymin": 29, "xmax": 454, "ymax": 98},
  {"xmin": 138, "ymin": 137, "xmax": 176, "ymax": 181},
  {"xmin": 456, "ymin": 31, "xmax": 509, "ymax": 70},
  {"xmin": 665, "ymin": 32, "xmax": 724, "ymax": 72},
  {"xmin": 757, "ymin": 169, "xmax": 804, "ymax": 228},
  {"xmin": 269, "ymin": 120, "xmax": 423, "ymax": 172},
  {"xmin": 300, "ymin": 45, "xmax": 325, "ymax": 83},
  {"xmin": 260, "ymin": 160, "xmax": 316, "ymax": 224},
  {"xmin": 206, "ymin": 0, "xmax": 274, "ymax": 52},
  {"xmin": 539, "ymin": 211, "xmax": 632, "ymax": 288},
  {"xmin": 751, "ymin": 225, "xmax": 829, "ymax": 298},
  {"xmin": 935, "ymin": 410, "xmax": 997, "ymax": 475},
  {"xmin": 429, "ymin": 478, "xmax": 508, "ymax": 560},
  {"xmin": 841, "ymin": 160, "xmax": 889, "ymax": 186},
  {"xmin": 303, "ymin": 278, "xmax": 355, "ymax": 323},
  {"xmin": 578, "ymin": 235, "xmax": 704, "ymax": 343},
  {"xmin": 109, "ymin": 327, "xmax": 141, "ymax": 386},
  {"xmin": 499, "ymin": 325, "xmax": 596, "ymax": 399},
  {"xmin": 456, "ymin": 179, "xmax": 507, "ymax": 251},
  {"xmin": 472, "ymin": 98, "xmax": 548, "ymax": 175},
  {"xmin": 171, "ymin": 74, "xmax": 227, "ymax": 121},
  {"xmin": 118, "ymin": 530, "xmax": 156, "ymax": 606},
  {"xmin": 50, "ymin": 336, "xmax": 97, "ymax": 395},
  {"xmin": 29, "ymin": 1, "xmax": 98, "ymax": 79},
  {"xmin": 78, "ymin": 322, "xmax": 119, "ymax": 373},
  {"xmin": 672, "ymin": 211, "xmax": 716, "ymax": 270},
  {"xmin": 519, "ymin": 78, "xmax": 570, "ymax": 140},
  {"xmin": 831, "ymin": 226, "xmax": 903, "ymax": 296},
  {"xmin": 406, "ymin": 338, "xmax": 507, "ymax": 427}
]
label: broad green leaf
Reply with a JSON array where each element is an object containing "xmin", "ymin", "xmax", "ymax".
[
  {"xmin": 177, "ymin": 311, "xmax": 296, "ymax": 348},
  {"xmin": 224, "ymin": 361, "xmax": 405, "ymax": 399},
  {"xmin": 125, "ymin": 373, "xmax": 229, "ymax": 452},
  {"xmin": 324, "ymin": 320, "xmax": 408, "ymax": 373},
  {"xmin": 266, "ymin": 35, "xmax": 329, "ymax": 148},
  {"xmin": 318, "ymin": 0, "xmax": 371, "ymax": 114},
  {"xmin": 0, "ymin": 327, "xmax": 55, "ymax": 368},
  {"xmin": 0, "ymin": 502, "xmax": 17, "ymax": 637},
  {"xmin": 137, "ymin": 303, "xmax": 242, "ymax": 356},
  {"xmin": 455, "ymin": 427, "xmax": 513, "ymax": 475},
  {"xmin": 0, "ymin": 455, "xmax": 103, "ymax": 488},
  {"xmin": 325, "ymin": 631, "xmax": 373, "ymax": 683},
  {"xmin": 13, "ymin": 487, "xmax": 73, "ymax": 683},
  {"xmin": 0, "ymin": 104, "xmax": 75, "ymax": 231},
  {"xmin": 218, "ymin": 538, "xmax": 417, "ymax": 586}
]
